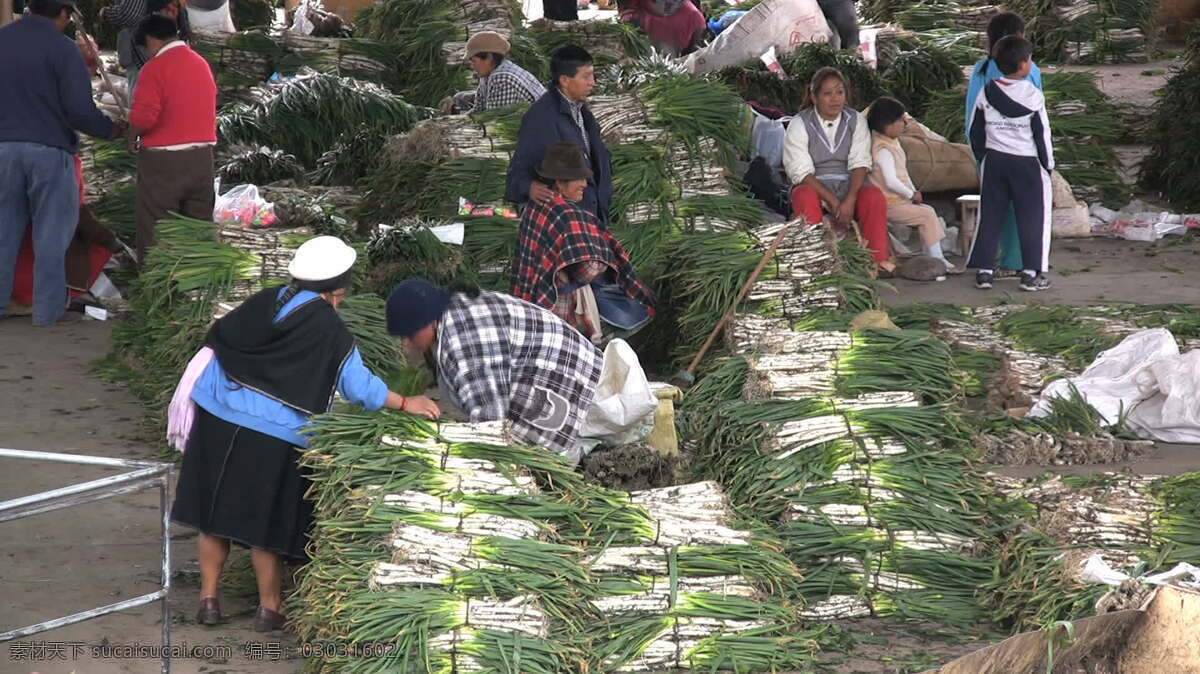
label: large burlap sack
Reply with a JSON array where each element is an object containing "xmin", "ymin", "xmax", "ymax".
[
  {"xmin": 682, "ymin": 0, "xmax": 833, "ymax": 75},
  {"xmin": 897, "ymin": 135, "xmax": 979, "ymax": 193},
  {"xmin": 1051, "ymin": 170, "xmax": 1077, "ymax": 208}
]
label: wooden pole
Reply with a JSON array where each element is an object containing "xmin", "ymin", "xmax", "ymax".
[{"xmin": 1, "ymin": 0, "xmax": 14, "ymax": 28}]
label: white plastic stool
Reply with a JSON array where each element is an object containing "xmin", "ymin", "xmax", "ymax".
[{"xmin": 956, "ymin": 194, "xmax": 981, "ymax": 258}]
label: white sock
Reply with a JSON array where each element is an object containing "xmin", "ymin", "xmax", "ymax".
[
  {"xmin": 926, "ymin": 242, "xmax": 947, "ymax": 261},
  {"xmin": 1023, "ymin": 269, "xmax": 1037, "ymax": 277},
  {"xmin": 979, "ymin": 268, "xmax": 993, "ymax": 275}
]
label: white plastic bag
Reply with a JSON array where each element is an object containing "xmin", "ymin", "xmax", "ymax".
[
  {"xmin": 858, "ymin": 27, "xmax": 881, "ymax": 69},
  {"xmin": 683, "ymin": 0, "xmax": 833, "ymax": 75},
  {"xmin": 580, "ymin": 339, "xmax": 659, "ymax": 446},
  {"xmin": 213, "ymin": 183, "xmax": 278, "ymax": 228},
  {"xmin": 1127, "ymin": 349, "xmax": 1200, "ymax": 443},
  {"xmin": 289, "ymin": 3, "xmax": 316, "ymax": 35},
  {"xmin": 750, "ymin": 109, "xmax": 791, "ymax": 170},
  {"xmin": 188, "ymin": 1, "xmax": 235, "ymax": 32},
  {"xmin": 1029, "ymin": 328, "xmax": 1200, "ymax": 443},
  {"xmin": 1029, "ymin": 328, "xmax": 1178, "ymax": 426}
]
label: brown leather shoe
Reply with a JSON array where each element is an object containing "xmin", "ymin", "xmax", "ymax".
[
  {"xmin": 254, "ymin": 605, "xmax": 287, "ymax": 633},
  {"xmin": 196, "ymin": 597, "xmax": 221, "ymax": 626}
]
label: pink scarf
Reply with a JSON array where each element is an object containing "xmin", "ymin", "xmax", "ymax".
[{"xmin": 167, "ymin": 347, "xmax": 214, "ymax": 452}]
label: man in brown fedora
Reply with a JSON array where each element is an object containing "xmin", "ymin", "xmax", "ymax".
[{"xmin": 444, "ymin": 31, "xmax": 546, "ymax": 115}]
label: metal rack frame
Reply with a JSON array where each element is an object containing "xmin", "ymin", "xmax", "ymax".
[{"xmin": 0, "ymin": 448, "xmax": 174, "ymax": 674}]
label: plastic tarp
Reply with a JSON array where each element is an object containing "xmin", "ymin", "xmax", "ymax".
[
  {"xmin": 682, "ymin": 0, "xmax": 833, "ymax": 75},
  {"xmin": 1029, "ymin": 328, "xmax": 1200, "ymax": 443}
]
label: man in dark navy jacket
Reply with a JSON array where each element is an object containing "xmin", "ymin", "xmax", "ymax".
[
  {"xmin": 0, "ymin": 0, "xmax": 125, "ymax": 325},
  {"xmin": 505, "ymin": 45, "xmax": 614, "ymax": 226}
]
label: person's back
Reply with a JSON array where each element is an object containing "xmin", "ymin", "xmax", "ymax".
[
  {"xmin": 131, "ymin": 41, "xmax": 216, "ymax": 148},
  {"xmin": 971, "ymin": 77, "xmax": 1051, "ymax": 167},
  {"xmin": 965, "ymin": 35, "xmax": 1054, "ymax": 293},
  {"xmin": 0, "ymin": 15, "xmax": 114, "ymax": 152}
]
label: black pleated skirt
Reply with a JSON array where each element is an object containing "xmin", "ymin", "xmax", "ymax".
[{"xmin": 171, "ymin": 407, "xmax": 313, "ymax": 561}]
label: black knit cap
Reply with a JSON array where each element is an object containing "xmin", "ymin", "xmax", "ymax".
[{"xmin": 386, "ymin": 278, "xmax": 451, "ymax": 337}]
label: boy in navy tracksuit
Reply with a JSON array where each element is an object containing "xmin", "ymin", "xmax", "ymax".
[{"xmin": 967, "ymin": 36, "xmax": 1054, "ymax": 292}]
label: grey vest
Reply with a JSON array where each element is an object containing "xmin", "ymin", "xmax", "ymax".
[{"xmin": 800, "ymin": 107, "xmax": 857, "ymax": 199}]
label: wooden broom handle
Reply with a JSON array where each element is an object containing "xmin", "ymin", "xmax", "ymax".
[
  {"xmin": 74, "ymin": 13, "xmax": 129, "ymax": 118},
  {"xmin": 683, "ymin": 220, "xmax": 795, "ymax": 376}
]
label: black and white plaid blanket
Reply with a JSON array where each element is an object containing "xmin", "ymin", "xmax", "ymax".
[{"xmin": 437, "ymin": 291, "xmax": 603, "ymax": 462}]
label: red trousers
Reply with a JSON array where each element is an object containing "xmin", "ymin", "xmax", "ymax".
[{"xmin": 790, "ymin": 184, "xmax": 892, "ymax": 262}]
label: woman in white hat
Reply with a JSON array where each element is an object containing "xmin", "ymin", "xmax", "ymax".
[
  {"xmin": 170, "ymin": 236, "xmax": 440, "ymax": 633},
  {"xmin": 445, "ymin": 30, "xmax": 547, "ymax": 114}
]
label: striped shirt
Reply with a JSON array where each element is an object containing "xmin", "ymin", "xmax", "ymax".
[{"xmin": 559, "ymin": 89, "xmax": 591, "ymax": 159}]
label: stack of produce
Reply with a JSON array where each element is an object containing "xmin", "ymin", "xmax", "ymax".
[
  {"xmin": 994, "ymin": 473, "xmax": 1159, "ymax": 569},
  {"xmin": 82, "ymin": 138, "xmax": 138, "ymax": 243},
  {"xmin": 290, "ymin": 409, "xmax": 824, "ymax": 672},
  {"xmin": 218, "ymin": 69, "xmax": 422, "ymax": 171},
  {"xmin": 259, "ymin": 184, "xmax": 360, "ymax": 238},
  {"xmin": 215, "ymin": 224, "xmax": 314, "ymax": 286},
  {"xmin": 192, "ymin": 30, "xmax": 284, "ymax": 102},
  {"xmin": 1142, "ymin": 26, "xmax": 1200, "ymax": 211},
  {"xmin": 1148, "ymin": 472, "xmax": 1200, "ymax": 567},
  {"xmin": 216, "ymin": 146, "xmax": 307, "ymax": 186},
  {"xmin": 524, "ymin": 18, "xmax": 650, "ymax": 70},
  {"xmin": 684, "ymin": 366, "xmax": 1003, "ymax": 625},
  {"xmin": 231, "ymin": 0, "xmax": 274, "ymax": 30},
  {"xmin": 441, "ymin": 0, "xmax": 524, "ymax": 63},
  {"xmin": 354, "ymin": 0, "xmax": 523, "ymax": 106},
  {"xmin": 971, "ymin": 381, "xmax": 1155, "ymax": 465},
  {"xmin": 579, "ymin": 482, "xmax": 820, "ymax": 672},
  {"xmin": 860, "ymin": 0, "xmax": 998, "ymax": 32},
  {"xmin": 1005, "ymin": 0, "xmax": 1157, "ymax": 63},
  {"xmin": 678, "ymin": 227, "xmax": 1014, "ymax": 627},
  {"xmin": 364, "ymin": 222, "xmax": 475, "ymax": 293},
  {"xmin": 923, "ymin": 71, "xmax": 1129, "ymax": 205},
  {"xmin": 929, "ymin": 305, "xmax": 1074, "ymax": 400},
  {"xmin": 277, "ymin": 34, "xmax": 406, "ymax": 92}
]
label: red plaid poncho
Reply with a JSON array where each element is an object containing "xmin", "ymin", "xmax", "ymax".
[{"xmin": 511, "ymin": 194, "xmax": 655, "ymax": 329}]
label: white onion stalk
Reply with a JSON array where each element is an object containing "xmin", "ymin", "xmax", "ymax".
[
  {"xmin": 851, "ymin": 571, "xmax": 927, "ymax": 592},
  {"xmin": 438, "ymin": 421, "xmax": 509, "ymax": 445},
  {"xmin": 369, "ymin": 561, "xmax": 452, "ymax": 589},
  {"xmin": 888, "ymin": 530, "xmax": 975, "ymax": 553},
  {"xmin": 590, "ymin": 546, "xmax": 670, "ymax": 574},
  {"xmin": 799, "ymin": 595, "xmax": 873, "ymax": 620},
  {"xmin": 785, "ymin": 503, "xmax": 871, "ymax": 527},
  {"xmin": 381, "ymin": 490, "xmax": 462, "ymax": 514}
]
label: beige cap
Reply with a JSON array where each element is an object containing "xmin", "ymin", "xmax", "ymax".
[{"xmin": 466, "ymin": 31, "xmax": 511, "ymax": 58}]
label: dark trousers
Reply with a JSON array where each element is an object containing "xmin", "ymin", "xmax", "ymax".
[
  {"xmin": 818, "ymin": 0, "xmax": 860, "ymax": 48},
  {"xmin": 135, "ymin": 145, "xmax": 215, "ymax": 263},
  {"xmin": 544, "ymin": 0, "xmax": 578, "ymax": 20},
  {"xmin": 967, "ymin": 151, "xmax": 1052, "ymax": 273}
]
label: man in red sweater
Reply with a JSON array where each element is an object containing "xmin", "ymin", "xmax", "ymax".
[{"xmin": 128, "ymin": 13, "xmax": 216, "ymax": 262}]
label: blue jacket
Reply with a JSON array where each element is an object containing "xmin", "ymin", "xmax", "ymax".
[
  {"xmin": 505, "ymin": 87, "xmax": 613, "ymax": 225},
  {"xmin": 191, "ymin": 289, "xmax": 389, "ymax": 447},
  {"xmin": 965, "ymin": 59, "xmax": 1043, "ymax": 140},
  {"xmin": 0, "ymin": 16, "xmax": 115, "ymax": 153}
]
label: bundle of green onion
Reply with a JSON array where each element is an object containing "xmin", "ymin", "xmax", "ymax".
[{"xmin": 218, "ymin": 70, "xmax": 421, "ymax": 169}]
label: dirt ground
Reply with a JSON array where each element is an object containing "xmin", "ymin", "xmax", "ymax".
[{"xmin": 0, "ymin": 320, "xmax": 297, "ymax": 674}]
